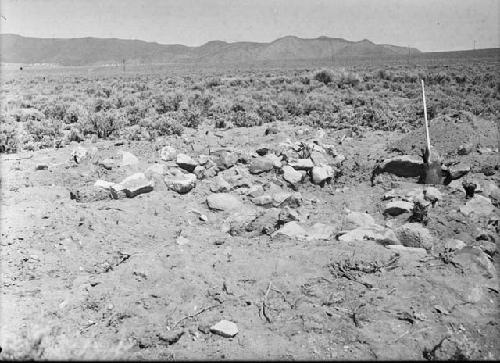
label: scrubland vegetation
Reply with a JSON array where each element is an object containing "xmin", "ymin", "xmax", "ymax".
[{"xmin": 1, "ymin": 62, "xmax": 498, "ymax": 153}]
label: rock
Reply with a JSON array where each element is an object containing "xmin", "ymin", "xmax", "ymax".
[
  {"xmin": 344, "ymin": 212, "xmax": 377, "ymax": 230},
  {"xmin": 310, "ymin": 151, "xmax": 328, "ymax": 166},
  {"xmin": 227, "ymin": 208, "xmax": 259, "ymax": 236},
  {"xmin": 248, "ymin": 157, "xmax": 274, "ymax": 174},
  {"xmin": 385, "ymin": 244, "xmax": 428, "ymax": 256},
  {"xmin": 447, "ymin": 163, "xmax": 471, "ymax": 180},
  {"xmin": 289, "ymin": 158, "xmax": 314, "ymax": 171},
  {"xmin": 164, "ymin": 171, "xmax": 197, "ymax": 194},
  {"xmin": 452, "ymin": 247, "xmax": 496, "ymax": 279},
  {"xmin": 98, "ymin": 158, "xmax": 115, "ymax": 170},
  {"xmin": 121, "ymin": 151, "xmax": 139, "ymax": 167},
  {"xmin": 198, "ymin": 154, "xmax": 210, "ymax": 165},
  {"xmin": 176, "ymin": 236, "xmax": 189, "ymax": 246},
  {"xmin": 247, "ymin": 185, "xmax": 264, "ymax": 198},
  {"xmin": 212, "ymin": 149, "xmax": 238, "ymax": 170},
  {"xmin": 460, "ymin": 195, "xmax": 495, "ymax": 217},
  {"xmin": 424, "ymin": 187, "xmax": 442, "ymax": 203},
  {"xmin": 443, "ymin": 239, "xmax": 466, "ymax": 251},
  {"xmin": 374, "ymin": 155, "xmax": 423, "ymax": 178},
  {"xmin": 71, "ymin": 146, "xmax": 88, "ymax": 163},
  {"xmin": 332, "ymin": 154, "xmax": 346, "ymax": 166},
  {"xmin": 272, "ymin": 221, "xmax": 308, "ymax": 239},
  {"xmin": 70, "ymin": 186, "xmax": 112, "ymax": 202},
  {"xmin": 306, "ymin": 223, "xmax": 336, "ymax": 241},
  {"xmin": 160, "ymin": 145, "xmax": 177, "ymax": 161},
  {"xmin": 113, "ymin": 173, "xmax": 154, "ymax": 198},
  {"xmin": 282, "ymin": 165, "xmax": 303, "ymax": 188},
  {"xmin": 245, "ymin": 208, "xmax": 281, "ymax": 235},
  {"xmin": 266, "ymin": 153, "xmax": 282, "ymax": 168},
  {"xmin": 395, "ymin": 223, "xmax": 434, "ymax": 250},
  {"xmin": 145, "ymin": 163, "xmax": 167, "ymax": 176},
  {"xmin": 338, "ymin": 227, "xmax": 399, "ymax": 245},
  {"xmin": 176, "ymin": 153, "xmax": 197, "ymax": 172},
  {"xmin": 311, "ymin": 165, "xmax": 334, "ymax": 185},
  {"xmin": 210, "ymin": 320, "xmax": 238, "ymax": 338},
  {"xmin": 279, "ymin": 206, "xmax": 300, "ymax": 224},
  {"xmin": 457, "ymin": 143, "xmax": 473, "ymax": 155},
  {"xmin": 94, "ymin": 180, "xmax": 118, "ymax": 189},
  {"xmin": 35, "ymin": 164, "xmax": 48, "ymax": 171},
  {"xmin": 384, "ymin": 201, "xmax": 414, "ymax": 216},
  {"xmin": 206, "ymin": 193, "xmax": 243, "ymax": 211},
  {"xmin": 252, "ymin": 195, "xmax": 273, "ymax": 207},
  {"xmin": 210, "ymin": 175, "xmax": 231, "ymax": 193},
  {"xmin": 193, "ymin": 165, "xmax": 206, "ymax": 179}
]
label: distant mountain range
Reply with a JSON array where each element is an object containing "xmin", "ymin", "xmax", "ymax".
[{"xmin": 0, "ymin": 34, "xmax": 422, "ymax": 66}]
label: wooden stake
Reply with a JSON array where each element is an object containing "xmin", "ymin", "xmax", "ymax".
[{"xmin": 421, "ymin": 80, "xmax": 432, "ymax": 154}]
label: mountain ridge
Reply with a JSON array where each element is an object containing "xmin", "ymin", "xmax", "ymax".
[{"xmin": 1, "ymin": 33, "xmax": 422, "ymax": 66}]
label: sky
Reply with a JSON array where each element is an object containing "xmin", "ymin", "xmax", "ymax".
[{"xmin": 0, "ymin": 0, "xmax": 498, "ymax": 52}]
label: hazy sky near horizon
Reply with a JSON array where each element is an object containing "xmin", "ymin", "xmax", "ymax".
[{"xmin": 0, "ymin": 0, "xmax": 498, "ymax": 52}]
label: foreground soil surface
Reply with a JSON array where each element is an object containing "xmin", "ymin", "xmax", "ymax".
[{"xmin": 1, "ymin": 120, "xmax": 499, "ymax": 360}]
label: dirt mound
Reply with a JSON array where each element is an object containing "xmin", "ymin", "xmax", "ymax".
[{"xmin": 389, "ymin": 112, "xmax": 498, "ymax": 157}]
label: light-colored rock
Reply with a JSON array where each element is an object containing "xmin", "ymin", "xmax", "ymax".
[
  {"xmin": 385, "ymin": 244, "xmax": 428, "ymax": 256},
  {"xmin": 282, "ymin": 165, "xmax": 303, "ymax": 187},
  {"xmin": 164, "ymin": 172, "xmax": 197, "ymax": 194},
  {"xmin": 384, "ymin": 201, "xmax": 414, "ymax": 216},
  {"xmin": 176, "ymin": 153, "xmax": 197, "ymax": 172},
  {"xmin": 121, "ymin": 151, "xmax": 139, "ymax": 167},
  {"xmin": 444, "ymin": 239, "xmax": 466, "ymax": 251},
  {"xmin": 210, "ymin": 320, "xmax": 239, "ymax": 338},
  {"xmin": 447, "ymin": 163, "xmax": 471, "ymax": 180},
  {"xmin": 338, "ymin": 227, "xmax": 399, "ymax": 245},
  {"xmin": 247, "ymin": 185, "xmax": 264, "ymax": 198},
  {"xmin": 210, "ymin": 175, "xmax": 231, "ymax": 193},
  {"xmin": 160, "ymin": 145, "xmax": 177, "ymax": 161},
  {"xmin": 289, "ymin": 158, "xmax": 314, "ymax": 171},
  {"xmin": 206, "ymin": 193, "xmax": 243, "ymax": 211},
  {"xmin": 176, "ymin": 236, "xmax": 189, "ymax": 246},
  {"xmin": 306, "ymin": 223, "xmax": 336, "ymax": 240},
  {"xmin": 395, "ymin": 223, "xmax": 434, "ymax": 250},
  {"xmin": 212, "ymin": 149, "xmax": 238, "ymax": 170},
  {"xmin": 113, "ymin": 173, "xmax": 153, "ymax": 198},
  {"xmin": 424, "ymin": 187, "xmax": 442, "ymax": 203},
  {"xmin": 71, "ymin": 146, "xmax": 88, "ymax": 163},
  {"xmin": 272, "ymin": 221, "xmax": 308, "ymax": 239},
  {"xmin": 310, "ymin": 151, "xmax": 328, "ymax": 166},
  {"xmin": 198, "ymin": 154, "xmax": 210, "ymax": 165},
  {"xmin": 312, "ymin": 165, "xmax": 334, "ymax": 185},
  {"xmin": 266, "ymin": 153, "xmax": 282, "ymax": 168},
  {"xmin": 94, "ymin": 180, "xmax": 118, "ymax": 189},
  {"xmin": 344, "ymin": 212, "xmax": 376, "ymax": 230},
  {"xmin": 460, "ymin": 195, "xmax": 495, "ymax": 217},
  {"xmin": 248, "ymin": 156, "xmax": 274, "ymax": 174}
]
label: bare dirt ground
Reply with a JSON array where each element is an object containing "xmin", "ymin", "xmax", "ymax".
[{"xmin": 1, "ymin": 115, "xmax": 499, "ymax": 360}]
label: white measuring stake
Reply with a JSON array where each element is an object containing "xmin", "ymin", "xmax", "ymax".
[{"xmin": 421, "ymin": 79, "xmax": 431, "ymax": 153}]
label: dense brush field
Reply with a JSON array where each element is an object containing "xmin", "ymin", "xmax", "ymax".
[{"xmin": 2, "ymin": 61, "xmax": 498, "ymax": 153}]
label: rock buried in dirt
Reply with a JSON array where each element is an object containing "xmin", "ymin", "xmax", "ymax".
[
  {"xmin": 206, "ymin": 193, "xmax": 243, "ymax": 211},
  {"xmin": 311, "ymin": 165, "xmax": 334, "ymax": 185},
  {"xmin": 460, "ymin": 195, "xmax": 495, "ymax": 217},
  {"xmin": 164, "ymin": 172, "xmax": 197, "ymax": 194},
  {"xmin": 374, "ymin": 155, "xmax": 423, "ymax": 178},
  {"xmin": 344, "ymin": 212, "xmax": 377, "ymax": 230},
  {"xmin": 176, "ymin": 153, "xmax": 197, "ymax": 172},
  {"xmin": 210, "ymin": 320, "xmax": 238, "ymax": 338},
  {"xmin": 272, "ymin": 221, "xmax": 308, "ymax": 239},
  {"xmin": 395, "ymin": 223, "xmax": 434, "ymax": 250},
  {"xmin": 70, "ymin": 187, "xmax": 112, "ymax": 202},
  {"xmin": 385, "ymin": 244, "xmax": 427, "ymax": 256},
  {"xmin": 112, "ymin": 173, "xmax": 154, "ymax": 198},
  {"xmin": 384, "ymin": 201, "xmax": 414, "ymax": 216},
  {"xmin": 160, "ymin": 145, "xmax": 177, "ymax": 161},
  {"xmin": 306, "ymin": 223, "xmax": 336, "ymax": 240},
  {"xmin": 282, "ymin": 165, "xmax": 303, "ymax": 187},
  {"xmin": 121, "ymin": 151, "xmax": 139, "ymax": 167},
  {"xmin": 210, "ymin": 175, "xmax": 231, "ymax": 193},
  {"xmin": 338, "ymin": 226, "xmax": 398, "ymax": 245}
]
